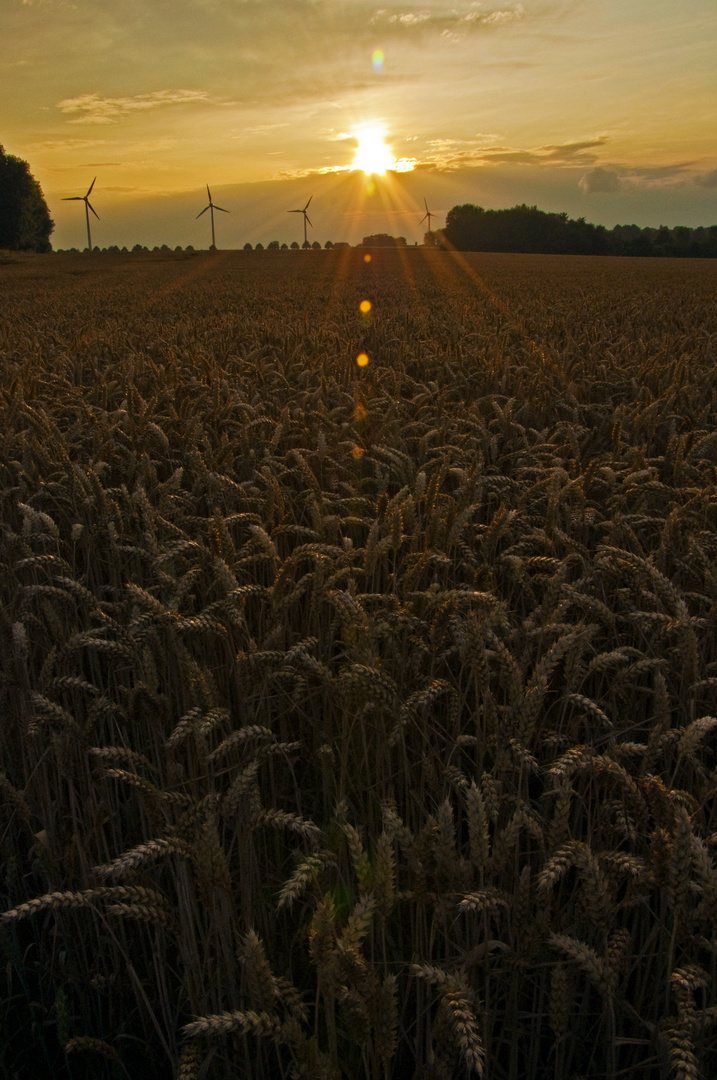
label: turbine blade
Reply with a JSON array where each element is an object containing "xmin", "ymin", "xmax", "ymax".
[
  {"xmin": 424, "ymin": 197, "xmax": 429, "ymax": 212},
  {"xmin": 63, "ymin": 196, "xmax": 83, "ymax": 201},
  {"xmin": 87, "ymin": 177, "xmax": 97, "ymax": 197},
  {"xmin": 215, "ymin": 205, "xmax": 229, "ymax": 213},
  {"xmin": 87, "ymin": 201, "xmax": 100, "ymax": 220},
  {"xmin": 304, "ymin": 196, "xmax": 313, "ymax": 210},
  {"xmin": 305, "ymin": 215, "xmax": 313, "ymax": 228},
  {"xmin": 197, "ymin": 206, "xmax": 209, "ymax": 218},
  {"xmin": 419, "ymin": 214, "xmax": 428, "ymax": 224},
  {"xmin": 288, "ymin": 209, "xmax": 301, "ymax": 214},
  {"xmin": 206, "ymin": 185, "xmax": 212, "ymax": 201}
]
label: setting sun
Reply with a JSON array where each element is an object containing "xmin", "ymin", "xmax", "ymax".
[{"xmin": 353, "ymin": 126, "xmax": 395, "ymax": 176}]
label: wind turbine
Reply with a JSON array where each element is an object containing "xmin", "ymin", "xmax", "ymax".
[
  {"xmin": 63, "ymin": 178, "xmax": 99, "ymax": 251},
  {"xmin": 419, "ymin": 197, "xmax": 440, "ymax": 240},
  {"xmin": 197, "ymin": 185, "xmax": 229, "ymax": 249},
  {"xmin": 288, "ymin": 196, "xmax": 313, "ymax": 246}
]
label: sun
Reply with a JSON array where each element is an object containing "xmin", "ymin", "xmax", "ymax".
[{"xmin": 353, "ymin": 126, "xmax": 396, "ymax": 176}]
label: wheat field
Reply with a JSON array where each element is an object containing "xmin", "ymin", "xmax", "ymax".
[{"xmin": 1, "ymin": 247, "xmax": 717, "ymax": 1079}]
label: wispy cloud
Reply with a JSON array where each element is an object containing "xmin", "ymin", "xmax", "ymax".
[
  {"xmin": 28, "ymin": 138, "xmax": 108, "ymax": 152},
  {"xmin": 580, "ymin": 162, "xmax": 696, "ymax": 195},
  {"xmin": 321, "ymin": 130, "xmax": 355, "ymax": 143},
  {"xmin": 464, "ymin": 4, "xmax": 526, "ymax": 25},
  {"xmin": 371, "ymin": 3, "xmax": 526, "ymax": 36},
  {"xmin": 621, "ymin": 163, "xmax": 695, "ymax": 188},
  {"xmin": 15, "ymin": 0, "xmax": 76, "ymax": 7},
  {"xmin": 57, "ymin": 89, "xmax": 210, "ymax": 125},
  {"xmin": 384, "ymin": 12, "xmax": 432, "ymax": 26},
  {"xmin": 418, "ymin": 136, "xmax": 607, "ymax": 170},
  {"xmin": 238, "ymin": 122, "xmax": 291, "ymax": 137},
  {"xmin": 695, "ymin": 167, "xmax": 717, "ymax": 188}
]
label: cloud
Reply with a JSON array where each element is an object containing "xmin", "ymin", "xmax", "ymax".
[
  {"xmin": 621, "ymin": 164, "xmax": 694, "ymax": 189},
  {"xmin": 322, "ymin": 130, "xmax": 355, "ymax": 143},
  {"xmin": 578, "ymin": 163, "xmax": 696, "ymax": 194},
  {"xmin": 57, "ymin": 89, "xmax": 210, "ymax": 125},
  {"xmin": 419, "ymin": 136, "xmax": 607, "ymax": 171},
  {"xmin": 579, "ymin": 167, "xmax": 622, "ymax": 194},
  {"xmin": 238, "ymin": 122, "xmax": 290, "ymax": 137},
  {"xmin": 28, "ymin": 138, "xmax": 108, "ymax": 152},
  {"xmin": 538, "ymin": 139, "xmax": 607, "ymax": 163},
  {"xmin": 371, "ymin": 3, "xmax": 526, "ymax": 34},
  {"xmin": 386, "ymin": 12, "xmax": 432, "ymax": 26},
  {"xmin": 695, "ymin": 168, "xmax": 717, "ymax": 188},
  {"xmin": 472, "ymin": 5, "xmax": 525, "ymax": 26}
]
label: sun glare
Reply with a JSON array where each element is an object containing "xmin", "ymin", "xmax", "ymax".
[{"xmin": 353, "ymin": 126, "xmax": 395, "ymax": 176}]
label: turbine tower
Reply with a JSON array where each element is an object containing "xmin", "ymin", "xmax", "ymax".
[
  {"xmin": 63, "ymin": 178, "xmax": 99, "ymax": 251},
  {"xmin": 288, "ymin": 196, "xmax": 313, "ymax": 246},
  {"xmin": 419, "ymin": 197, "xmax": 437, "ymax": 239},
  {"xmin": 197, "ymin": 185, "xmax": 229, "ymax": 249}
]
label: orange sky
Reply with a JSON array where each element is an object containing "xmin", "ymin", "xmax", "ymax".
[{"xmin": 2, "ymin": 0, "xmax": 715, "ymax": 248}]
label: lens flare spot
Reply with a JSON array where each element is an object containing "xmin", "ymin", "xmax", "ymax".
[
  {"xmin": 353, "ymin": 402, "xmax": 367, "ymax": 421},
  {"xmin": 372, "ymin": 49, "xmax": 384, "ymax": 72},
  {"xmin": 359, "ymin": 300, "xmax": 372, "ymax": 314},
  {"xmin": 363, "ymin": 253, "xmax": 372, "ymax": 263},
  {"xmin": 356, "ymin": 352, "xmax": 369, "ymax": 368},
  {"xmin": 352, "ymin": 444, "xmax": 365, "ymax": 459}
]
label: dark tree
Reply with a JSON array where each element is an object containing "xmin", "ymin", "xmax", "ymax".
[
  {"xmin": 443, "ymin": 203, "xmax": 609, "ymax": 255},
  {"xmin": 361, "ymin": 233, "xmax": 407, "ymax": 247},
  {"xmin": 445, "ymin": 201, "xmax": 717, "ymax": 258},
  {"xmin": 0, "ymin": 146, "xmax": 54, "ymax": 251}
]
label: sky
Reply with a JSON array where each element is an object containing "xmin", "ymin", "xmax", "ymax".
[{"xmin": 2, "ymin": 0, "xmax": 716, "ymax": 249}]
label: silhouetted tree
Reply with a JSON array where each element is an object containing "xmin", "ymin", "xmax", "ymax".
[
  {"xmin": 361, "ymin": 233, "xmax": 407, "ymax": 247},
  {"xmin": 243, "ymin": 242, "xmax": 253, "ymax": 251},
  {"xmin": 443, "ymin": 203, "xmax": 609, "ymax": 254},
  {"xmin": 0, "ymin": 145, "xmax": 54, "ymax": 251},
  {"xmin": 290, "ymin": 241, "xmax": 299, "ymax": 250},
  {"xmin": 444, "ymin": 201, "xmax": 717, "ymax": 258},
  {"xmin": 268, "ymin": 240, "xmax": 280, "ymax": 249}
]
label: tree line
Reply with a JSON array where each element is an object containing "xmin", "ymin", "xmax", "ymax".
[{"xmin": 438, "ymin": 203, "xmax": 717, "ymax": 257}]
